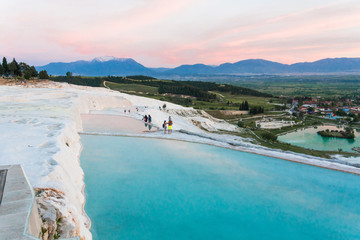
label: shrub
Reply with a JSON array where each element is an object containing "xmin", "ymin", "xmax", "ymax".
[
  {"xmin": 261, "ymin": 132, "xmax": 278, "ymax": 142},
  {"xmin": 39, "ymin": 70, "xmax": 49, "ymax": 79},
  {"xmin": 24, "ymin": 71, "xmax": 31, "ymax": 80}
]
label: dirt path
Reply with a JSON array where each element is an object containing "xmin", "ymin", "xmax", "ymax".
[
  {"xmin": 0, "ymin": 78, "xmax": 51, "ymax": 86},
  {"xmin": 103, "ymin": 80, "xmax": 110, "ymax": 89}
]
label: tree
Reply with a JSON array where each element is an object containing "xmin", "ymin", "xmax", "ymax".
[
  {"xmin": 344, "ymin": 126, "xmax": 354, "ymax": 134},
  {"xmin": 8, "ymin": 60, "xmax": 17, "ymax": 77},
  {"xmin": 15, "ymin": 60, "xmax": 21, "ymax": 76},
  {"xmin": 261, "ymin": 132, "xmax": 278, "ymax": 142},
  {"xmin": 24, "ymin": 71, "xmax": 31, "ymax": 80},
  {"xmin": 0, "ymin": 64, "xmax": 4, "ymax": 76},
  {"xmin": 335, "ymin": 109, "xmax": 347, "ymax": 116},
  {"xmin": 237, "ymin": 121, "xmax": 244, "ymax": 127},
  {"xmin": 66, "ymin": 71, "xmax": 73, "ymax": 77},
  {"xmin": 249, "ymin": 106, "xmax": 264, "ymax": 115},
  {"xmin": 8, "ymin": 58, "xmax": 20, "ymax": 77},
  {"xmin": 30, "ymin": 66, "xmax": 38, "ymax": 77},
  {"xmin": 39, "ymin": 70, "xmax": 49, "ymax": 79},
  {"xmin": 353, "ymin": 114, "xmax": 359, "ymax": 123},
  {"xmin": 239, "ymin": 100, "xmax": 249, "ymax": 111},
  {"xmin": 2, "ymin": 57, "xmax": 9, "ymax": 77},
  {"xmin": 244, "ymin": 100, "xmax": 249, "ymax": 110},
  {"xmin": 19, "ymin": 62, "xmax": 31, "ymax": 76}
]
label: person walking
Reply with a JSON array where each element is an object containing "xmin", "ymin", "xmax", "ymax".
[
  {"xmin": 163, "ymin": 120, "xmax": 167, "ymax": 134},
  {"xmin": 168, "ymin": 116, "xmax": 173, "ymax": 134},
  {"xmin": 148, "ymin": 115, "xmax": 152, "ymax": 123},
  {"xmin": 144, "ymin": 115, "xmax": 148, "ymax": 122}
]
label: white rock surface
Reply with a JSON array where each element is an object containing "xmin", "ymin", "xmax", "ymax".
[{"xmin": 0, "ymin": 82, "xmax": 130, "ymax": 239}]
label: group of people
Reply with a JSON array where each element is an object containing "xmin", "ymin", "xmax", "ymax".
[
  {"xmin": 142, "ymin": 114, "xmax": 174, "ymax": 133},
  {"xmin": 123, "ymin": 108, "xmax": 140, "ymax": 113},
  {"xmin": 162, "ymin": 116, "xmax": 173, "ymax": 134},
  {"xmin": 143, "ymin": 114, "xmax": 152, "ymax": 123}
]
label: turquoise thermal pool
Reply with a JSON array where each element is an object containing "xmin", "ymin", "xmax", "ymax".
[
  {"xmin": 278, "ymin": 125, "xmax": 360, "ymax": 152},
  {"xmin": 81, "ymin": 135, "xmax": 360, "ymax": 240}
]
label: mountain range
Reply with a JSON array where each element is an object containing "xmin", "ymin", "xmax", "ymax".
[{"xmin": 36, "ymin": 57, "xmax": 360, "ymax": 76}]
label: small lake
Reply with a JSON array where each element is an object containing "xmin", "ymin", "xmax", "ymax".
[
  {"xmin": 278, "ymin": 125, "xmax": 360, "ymax": 152},
  {"xmin": 81, "ymin": 135, "xmax": 360, "ymax": 240}
]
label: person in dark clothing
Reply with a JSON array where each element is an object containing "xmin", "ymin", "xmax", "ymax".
[{"xmin": 163, "ymin": 120, "xmax": 167, "ymax": 134}]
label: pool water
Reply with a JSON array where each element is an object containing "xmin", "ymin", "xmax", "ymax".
[
  {"xmin": 81, "ymin": 135, "xmax": 360, "ymax": 240},
  {"xmin": 278, "ymin": 125, "xmax": 360, "ymax": 152},
  {"xmin": 81, "ymin": 114, "xmax": 158, "ymax": 134}
]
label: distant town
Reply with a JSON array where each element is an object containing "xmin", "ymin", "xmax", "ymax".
[{"xmin": 289, "ymin": 97, "xmax": 360, "ymax": 123}]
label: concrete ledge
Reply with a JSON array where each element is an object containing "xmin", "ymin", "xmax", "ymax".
[
  {"xmin": 0, "ymin": 165, "xmax": 38, "ymax": 240},
  {"xmin": 0, "ymin": 165, "xmax": 80, "ymax": 240}
]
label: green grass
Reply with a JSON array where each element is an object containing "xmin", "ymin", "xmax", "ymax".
[
  {"xmin": 234, "ymin": 76, "xmax": 360, "ymax": 97},
  {"xmin": 241, "ymin": 82, "xmax": 360, "ymax": 97},
  {"xmin": 190, "ymin": 92, "xmax": 279, "ymax": 112},
  {"xmin": 222, "ymin": 128, "xmax": 359, "ymax": 159},
  {"xmin": 221, "ymin": 92, "xmax": 280, "ymax": 111},
  {"xmin": 105, "ymin": 81, "xmax": 158, "ymax": 94},
  {"xmin": 232, "ymin": 115, "xmax": 321, "ymax": 135},
  {"xmin": 219, "ymin": 113, "xmax": 360, "ymax": 158},
  {"xmin": 105, "ymin": 81, "xmax": 280, "ymax": 112},
  {"xmin": 185, "ymin": 74, "xmax": 360, "ymax": 97},
  {"xmin": 205, "ymin": 110, "xmax": 243, "ymax": 120}
]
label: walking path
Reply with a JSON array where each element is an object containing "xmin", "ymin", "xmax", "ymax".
[
  {"xmin": 0, "ymin": 165, "xmax": 80, "ymax": 240},
  {"xmin": 81, "ymin": 113, "xmax": 158, "ymax": 134},
  {"xmin": 0, "ymin": 165, "xmax": 42, "ymax": 240}
]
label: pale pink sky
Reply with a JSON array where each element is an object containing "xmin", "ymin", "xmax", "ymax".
[{"xmin": 0, "ymin": 0, "xmax": 359, "ymax": 67}]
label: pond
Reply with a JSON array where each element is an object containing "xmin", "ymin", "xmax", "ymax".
[
  {"xmin": 278, "ymin": 125, "xmax": 360, "ymax": 152},
  {"xmin": 81, "ymin": 135, "xmax": 360, "ymax": 240}
]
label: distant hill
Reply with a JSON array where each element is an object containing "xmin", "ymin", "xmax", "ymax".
[
  {"xmin": 36, "ymin": 57, "xmax": 153, "ymax": 76},
  {"xmin": 166, "ymin": 64, "xmax": 216, "ymax": 75},
  {"xmin": 37, "ymin": 57, "xmax": 360, "ymax": 76},
  {"xmin": 216, "ymin": 59, "xmax": 288, "ymax": 74},
  {"xmin": 165, "ymin": 58, "xmax": 360, "ymax": 75},
  {"xmin": 290, "ymin": 58, "xmax": 360, "ymax": 73}
]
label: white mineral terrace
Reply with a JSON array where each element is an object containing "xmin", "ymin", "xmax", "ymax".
[{"xmin": 0, "ymin": 82, "xmax": 359, "ymax": 239}]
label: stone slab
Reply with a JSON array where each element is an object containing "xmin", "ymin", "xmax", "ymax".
[{"xmin": 0, "ymin": 169, "xmax": 7, "ymax": 205}]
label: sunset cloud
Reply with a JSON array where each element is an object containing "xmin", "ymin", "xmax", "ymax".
[{"xmin": 0, "ymin": 0, "xmax": 359, "ymax": 67}]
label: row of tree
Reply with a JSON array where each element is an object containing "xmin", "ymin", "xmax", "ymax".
[
  {"xmin": 158, "ymin": 84, "xmax": 217, "ymax": 102},
  {"xmin": 249, "ymin": 106, "xmax": 264, "ymax": 115},
  {"xmin": 238, "ymin": 101, "xmax": 265, "ymax": 114},
  {"xmin": 0, "ymin": 57, "xmax": 49, "ymax": 80},
  {"xmin": 239, "ymin": 101, "xmax": 249, "ymax": 110}
]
